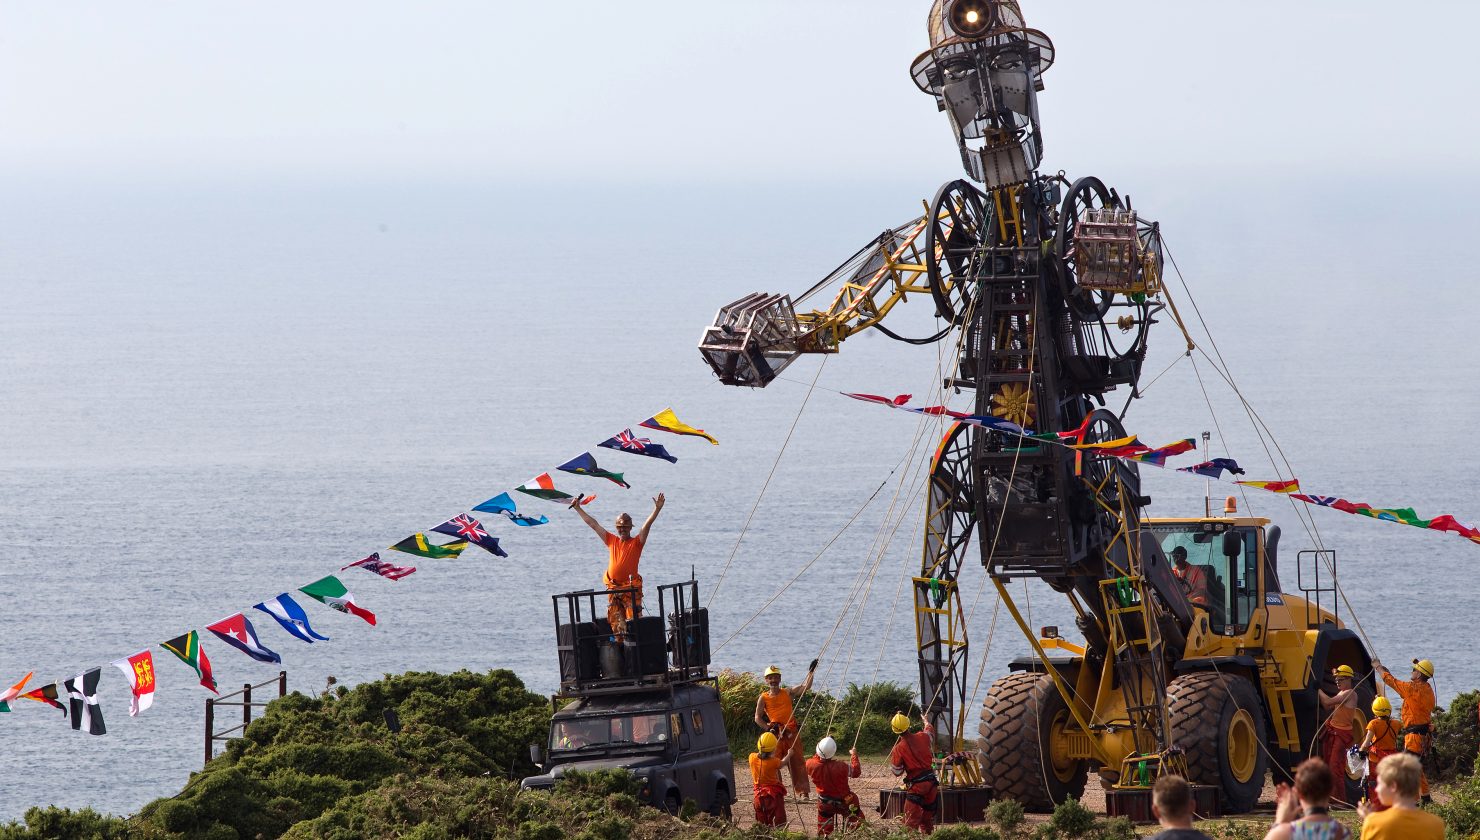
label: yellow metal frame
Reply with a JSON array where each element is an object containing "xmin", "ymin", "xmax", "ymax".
[{"xmin": 793, "ymin": 215, "xmax": 936, "ymax": 351}]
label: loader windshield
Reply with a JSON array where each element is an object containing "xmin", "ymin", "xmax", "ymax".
[{"xmin": 1150, "ymin": 524, "xmax": 1262, "ymax": 635}]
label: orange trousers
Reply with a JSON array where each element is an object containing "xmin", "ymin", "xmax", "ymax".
[
  {"xmin": 753, "ymin": 783, "xmax": 787, "ymax": 827},
  {"xmin": 776, "ymin": 727, "xmax": 810, "ymax": 795},
  {"xmin": 1321, "ymin": 726, "xmax": 1354, "ymax": 800},
  {"xmin": 901, "ymin": 779, "xmax": 938, "ymax": 833},
  {"xmin": 817, "ymin": 792, "xmax": 863, "ymax": 835},
  {"xmin": 605, "ymin": 575, "xmax": 642, "ymax": 633}
]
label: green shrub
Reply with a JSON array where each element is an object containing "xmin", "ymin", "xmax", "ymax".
[
  {"xmin": 1432, "ymin": 766, "xmax": 1480, "ymax": 837},
  {"xmin": 0, "ymin": 807, "xmax": 132, "ymax": 840},
  {"xmin": 1047, "ymin": 797, "xmax": 1095, "ymax": 837},
  {"xmin": 987, "ymin": 798, "xmax": 1025, "ymax": 833},
  {"xmin": 1430, "ymin": 690, "xmax": 1480, "ymax": 782}
]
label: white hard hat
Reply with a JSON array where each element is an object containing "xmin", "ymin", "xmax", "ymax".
[{"xmin": 816, "ymin": 736, "xmax": 838, "ymax": 760}]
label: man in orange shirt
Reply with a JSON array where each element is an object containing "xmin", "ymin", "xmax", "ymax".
[
  {"xmin": 1318, "ymin": 664, "xmax": 1359, "ymax": 801},
  {"xmin": 750, "ymin": 732, "xmax": 788, "ymax": 827},
  {"xmin": 1169, "ymin": 546, "xmax": 1211, "ymax": 609},
  {"xmin": 754, "ymin": 661, "xmax": 817, "ymax": 798},
  {"xmin": 574, "ymin": 493, "xmax": 664, "ymax": 633},
  {"xmin": 806, "ymin": 736, "xmax": 863, "ymax": 835},
  {"xmin": 888, "ymin": 713, "xmax": 938, "ymax": 834},
  {"xmin": 1374, "ymin": 657, "xmax": 1436, "ymax": 802}
]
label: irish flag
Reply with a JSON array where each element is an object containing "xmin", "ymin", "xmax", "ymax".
[
  {"xmin": 516, "ymin": 473, "xmax": 595, "ymax": 505},
  {"xmin": 300, "ymin": 575, "xmax": 377, "ymax": 626}
]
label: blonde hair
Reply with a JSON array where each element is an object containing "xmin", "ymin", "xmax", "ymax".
[{"xmin": 1376, "ymin": 752, "xmax": 1423, "ymax": 799}]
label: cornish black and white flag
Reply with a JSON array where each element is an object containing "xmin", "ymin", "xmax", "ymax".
[{"xmin": 64, "ymin": 668, "xmax": 106, "ymax": 735}]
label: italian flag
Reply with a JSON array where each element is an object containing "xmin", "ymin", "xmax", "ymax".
[{"xmin": 299, "ymin": 575, "xmax": 377, "ymax": 626}]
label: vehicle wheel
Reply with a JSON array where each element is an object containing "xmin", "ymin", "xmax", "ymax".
[
  {"xmin": 707, "ymin": 782, "xmax": 733, "ymax": 821},
  {"xmin": 663, "ymin": 791, "xmax": 681, "ymax": 815},
  {"xmin": 979, "ymin": 671, "xmax": 1087, "ymax": 811},
  {"xmin": 1167, "ymin": 672, "xmax": 1269, "ymax": 813}
]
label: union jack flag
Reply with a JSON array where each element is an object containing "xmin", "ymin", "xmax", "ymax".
[
  {"xmin": 1293, "ymin": 494, "xmax": 1341, "ymax": 507},
  {"xmin": 600, "ymin": 428, "xmax": 678, "ymax": 463},
  {"xmin": 436, "ymin": 514, "xmax": 488, "ymax": 542},
  {"xmin": 432, "ymin": 514, "xmax": 507, "ymax": 558}
]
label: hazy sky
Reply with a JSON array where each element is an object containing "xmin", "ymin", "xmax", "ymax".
[{"xmin": 4, "ymin": 1, "xmax": 1477, "ymax": 186}]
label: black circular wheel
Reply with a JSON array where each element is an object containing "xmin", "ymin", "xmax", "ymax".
[
  {"xmin": 978, "ymin": 671, "xmax": 1088, "ymax": 811},
  {"xmin": 1076, "ymin": 408, "xmax": 1143, "ymax": 516},
  {"xmin": 1054, "ymin": 176, "xmax": 1116, "ymax": 322},
  {"xmin": 926, "ymin": 179, "xmax": 991, "ymax": 323},
  {"xmin": 1168, "ymin": 672, "xmax": 1270, "ymax": 813},
  {"xmin": 707, "ymin": 782, "xmax": 733, "ymax": 820}
]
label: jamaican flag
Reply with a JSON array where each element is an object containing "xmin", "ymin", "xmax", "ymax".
[{"xmin": 390, "ymin": 533, "xmax": 468, "ymax": 559}]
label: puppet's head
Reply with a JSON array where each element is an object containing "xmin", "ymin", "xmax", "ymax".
[{"xmin": 909, "ymin": 0, "xmax": 1054, "ymax": 188}]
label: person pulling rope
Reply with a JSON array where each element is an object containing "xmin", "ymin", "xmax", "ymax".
[
  {"xmin": 888, "ymin": 712, "xmax": 938, "ymax": 834},
  {"xmin": 754, "ymin": 660, "xmax": 818, "ymax": 799},
  {"xmin": 806, "ymin": 736, "xmax": 864, "ymax": 835}
]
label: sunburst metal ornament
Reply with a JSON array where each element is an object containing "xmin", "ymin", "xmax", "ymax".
[{"xmin": 990, "ymin": 382, "xmax": 1035, "ymax": 427}]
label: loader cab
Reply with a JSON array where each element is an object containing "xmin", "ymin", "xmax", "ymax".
[{"xmin": 1148, "ymin": 519, "xmax": 1278, "ymax": 636}]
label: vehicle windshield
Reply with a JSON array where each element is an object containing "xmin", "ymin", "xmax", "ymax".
[
  {"xmin": 1149, "ymin": 524, "xmax": 1262, "ymax": 634},
  {"xmin": 550, "ymin": 712, "xmax": 671, "ymax": 753}
]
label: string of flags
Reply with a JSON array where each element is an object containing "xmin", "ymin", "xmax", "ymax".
[
  {"xmin": 0, "ymin": 407, "xmax": 717, "ymax": 737},
  {"xmin": 843, "ymin": 392, "xmax": 1480, "ymax": 547}
]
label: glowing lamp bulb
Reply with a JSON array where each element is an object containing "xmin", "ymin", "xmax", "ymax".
[{"xmin": 964, "ymin": 9, "xmax": 980, "ymax": 23}]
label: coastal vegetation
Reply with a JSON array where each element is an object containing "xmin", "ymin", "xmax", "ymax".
[{"xmin": 3, "ymin": 675, "xmax": 1478, "ymax": 839}]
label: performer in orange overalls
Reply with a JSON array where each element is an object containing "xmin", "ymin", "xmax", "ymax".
[
  {"xmin": 1358, "ymin": 696, "xmax": 1401, "ymax": 811},
  {"xmin": 888, "ymin": 713, "xmax": 938, "ymax": 834},
  {"xmin": 806, "ymin": 736, "xmax": 863, "ymax": 835},
  {"xmin": 573, "ymin": 493, "xmax": 664, "ymax": 633},
  {"xmin": 1377, "ymin": 657, "xmax": 1436, "ymax": 802},
  {"xmin": 754, "ymin": 661, "xmax": 816, "ymax": 798},
  {"xmin": 1318, "ymin": 664, "xmax": 1359, "ymax": 799},
  {"xmin": 750, "ymin": 731, "xmax": 788, "ymax": 827}
]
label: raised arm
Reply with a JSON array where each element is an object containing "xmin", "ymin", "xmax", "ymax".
[
  {"xmin": 573, "ymin": 498, "xmax": 611, "ymax": 540},
  {"xmin": 637, "ymin": 493, "xmax": 665, "ymax": 544},
  {"xmin": 791, "ymin": 659, "xmax": 818, "ymax": 698}
]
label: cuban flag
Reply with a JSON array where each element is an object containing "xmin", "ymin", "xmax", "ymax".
[
  {"xmin": 599, "ymin": 429, "xmax": 678, "ymax": 463},
  {"xmin": 207, "ymin": 613, "xmax": 283, "ymax": 663},
  {"xmin": 254, "ymin": 594, "xmax": 331, "ymax": 643}
]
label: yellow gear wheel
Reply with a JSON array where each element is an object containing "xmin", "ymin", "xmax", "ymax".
[{"xmin": 991, "ymin": 382, "xmax": 1036, "ymax": 427}]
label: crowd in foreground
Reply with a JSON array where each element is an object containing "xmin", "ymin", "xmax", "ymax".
[{"xmin": 1148, "ymin": 753, "xmax": 1441, "ymax": 840}]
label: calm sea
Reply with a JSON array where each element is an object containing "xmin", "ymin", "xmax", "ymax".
[{"xmin": 1, "ymin": 174, "xmax": 1475, "ymax": 818}]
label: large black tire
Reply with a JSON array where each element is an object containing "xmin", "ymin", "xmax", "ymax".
[
  {"xmin": 1168, "ymin": 673, "xmax": 1269, "ymax": 813},
  {"xmin": 979, "ymin": 671, "xmax": 1088, "ymax": 811}
]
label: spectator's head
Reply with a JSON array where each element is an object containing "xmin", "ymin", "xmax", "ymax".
[
  {"xmin": 1375, "ymin": 753, "xmax": 1423, "ymax": 805},
  {"xmin": 1293, "ymin": 758, "xmax": 1335, "ymax": 806},
  {"xmin": 1151, "ymin": 774, "xmax": 1194, "ymax": 826}
]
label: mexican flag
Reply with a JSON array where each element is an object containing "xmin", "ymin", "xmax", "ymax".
[{"xmin": 300, "ymin": 575, "xmax": 378, "ymax": 626}]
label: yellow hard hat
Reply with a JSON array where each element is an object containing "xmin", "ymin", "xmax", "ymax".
[
  {"xmin": 1333, "ymin": 665, "xmax": 1355, "ymax": 679},
  {"xmin": 1413, "ymin": 659, "xmax": 1435, "ymax": 678},
  {"xmin": 890, "ymin": 712, "xmax": 911, "ymax": 734},
  {"xmin": 763, "ymin": 665, "xmax": 782, "ymax": 678},
  {"xmin": 1371, "ymin": 697, "xmax": 1392, "ymax": 717},
  {"xmin": 758, "ymin": 732, "xmax": 779, "ymax": 753}
]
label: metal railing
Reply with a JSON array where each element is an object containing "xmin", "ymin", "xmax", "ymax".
[{"xmin": 204, "ymin": 671, "xmax": 286, "ymax": 766}]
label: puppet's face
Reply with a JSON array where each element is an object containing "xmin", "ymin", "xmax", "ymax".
[{"xmin": 909, "ymin": 0, "xmax": 1054, "ymax": 187}]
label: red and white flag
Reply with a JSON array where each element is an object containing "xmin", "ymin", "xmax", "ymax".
[{"xmin": 110, "ymin": 650, "xmax": 156, "ymax": 716}]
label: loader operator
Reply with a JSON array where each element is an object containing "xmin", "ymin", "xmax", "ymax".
[
  {"xmin": 1318, "ymin": 665, "xmax": 1359, "ymax": 795},
  {"xmin": 754, "ymin": 660, "xmax": 817, "ymax": 799},
  {"xmin": 573, "ymin": 493, "xmax": 664, "ymax": 634},
  {"xmin": 1169, "ymin": 546, "xmax": 1212, "ymax": 610},
  {"xmin": 1374, "ymin": 657, "xmax": 1436, "ymax": 803},
  {"xmin": 806, "ymin": 736, "xmax": 863, "ymax": 835},
  {"xmin": 889, "ymin": 712, "xmax": 938, "ymax": 834}
]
